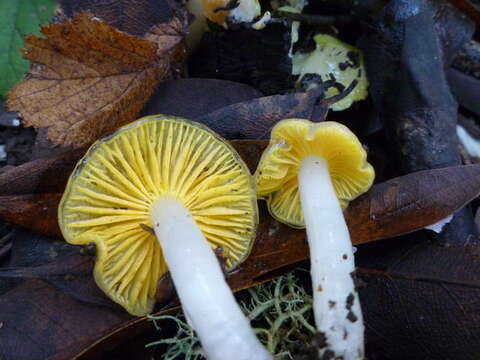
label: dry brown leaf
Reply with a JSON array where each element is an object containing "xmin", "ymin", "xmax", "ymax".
[{"xmin": 7, "ymin": 12, "xmax": 186, "ymax": 148}]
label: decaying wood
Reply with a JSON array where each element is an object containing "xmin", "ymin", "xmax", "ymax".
[
  {"xmin": 190, "ymin": 23, "xmax": 293, "ymax": 95},
  {"xmin": 356, "ymin": 0, "xmax": 480, "ymax": 358},
  {"xmin": 360, "ymin": 0, "xmax": 477, "ymax": 245}
]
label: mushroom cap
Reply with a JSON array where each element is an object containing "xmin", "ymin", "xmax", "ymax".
[
  {"xmin": 292, "ymin": 34, "xmax": 369, "ymax": 111},
  {"xmin": 202, "ymin": 0, "xmax": 229, "ymax": 25},
  {"xmin": 255, "ymin": 119, "xmax": 374, "ymax": 228},
  {"xmin": 59, "ymin": 115, "xmax": 258, "ymax": 316}
]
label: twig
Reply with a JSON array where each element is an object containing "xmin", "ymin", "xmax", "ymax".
[{"xmin": 321, "ymin": 79, "xmax": 358, "ymax": 107}]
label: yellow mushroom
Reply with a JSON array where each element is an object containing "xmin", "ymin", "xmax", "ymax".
[
  {"xmin": 187, "ymin": 0, "xmax": 262, "ymax": 48},
  {"xmin": 255, "ymin": 119, "xmax": 374, "ymax": 360},
  {"xmin": 293, "ymin": 34, "xmax": 369, "ymax": 111},
  {"xmin": 59, "ymin": 115, "xmax": 272, "ymax": 360}
]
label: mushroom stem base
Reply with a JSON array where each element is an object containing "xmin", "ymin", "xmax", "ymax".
[
  {"xmin": 298, "ymin": 156, "xmax": 364, "ymax": 360},
  {"xmin": 151, "ymin": 197, "xmax": 272, "ymax": 360}
]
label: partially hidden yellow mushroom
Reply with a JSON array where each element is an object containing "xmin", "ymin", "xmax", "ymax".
[
  {"xmin": 59, "ymin": 115, "xmax": 272, "ymax": 360},
  {"xmin": 187, "ymin": 0, "xmax": 262, "ymax": 48},
  {"xmin": 255, "ymin": 119, "xmax": 374, "ymax": 360},
  {"xmin": 292, "ymin": 34, "xmax": 369, "ymax": 111}
]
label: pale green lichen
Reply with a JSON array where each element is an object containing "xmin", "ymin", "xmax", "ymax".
[{"xmin": 147, "ymin": 272, "xmax": 315, "ymax": 359}]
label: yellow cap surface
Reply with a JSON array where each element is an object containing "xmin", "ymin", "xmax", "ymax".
[
  {"xmin": 292, "ymin": 34, "xmax": 369, "ymax": 111},
  {"xmin": 255, "ymin": 119, "xmax": 374, "ymax": 228},
  {"xmin": 203, "ymin": 0, "xmax": 229, "ymax": 24},
  {"xmin": 59, "ymin": 115, "xmax": 258, "ymax": 316}
]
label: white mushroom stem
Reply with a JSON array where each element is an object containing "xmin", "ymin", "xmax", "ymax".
[
  {"xmin": 151, "ymin": 197, "xmax": 272, "ymax": 360},
  {"xmin": 298, "ymin": 156, "xmax": 364, "ymax": 360}
]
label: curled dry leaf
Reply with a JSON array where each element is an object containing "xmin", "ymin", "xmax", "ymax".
[
  {"xmin": 141, "ymin": 78, "xmax": 263, "ymax": 120},
  {"xmin": 0, "ymin": 147, "xmax": 85, "ymax": 196},
  {"xmin": 7, "ymin": 12, "xmax": 186, "ymax": 148},
  {"xmin": 448, "ymin": 68, "xmax": 480, "ymax": 116},
  {"xmin": 448, "ymin": 0, "xmax": 480, "ymax": 26},
  {"xmin": 195, "ymin": 89, "xmax": 327, "ymax": 139}
]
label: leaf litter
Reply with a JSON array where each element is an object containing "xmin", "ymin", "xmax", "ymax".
[{"xmin": 1, "ymin": 0, "xmax": 480, "ymax": 359}]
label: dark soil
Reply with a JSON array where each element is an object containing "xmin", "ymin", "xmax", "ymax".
[{"xmin": 0, "ymin": 98, "xmax": 35, "ymax": 168}]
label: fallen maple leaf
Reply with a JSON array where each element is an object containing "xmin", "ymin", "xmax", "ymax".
[{"xmin": 7, "ymin": 12, "xmax": 186, "ymax": 147}]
